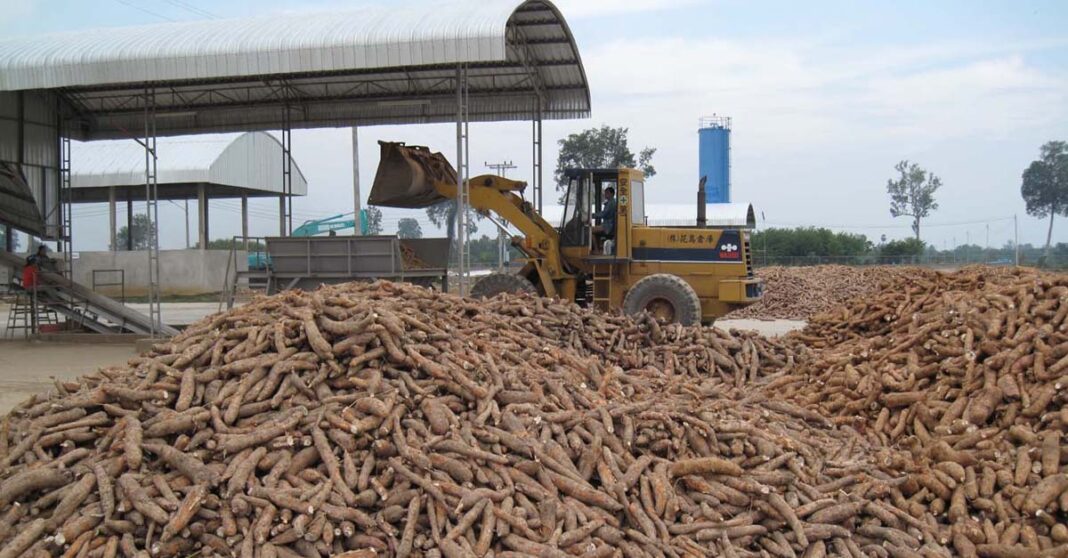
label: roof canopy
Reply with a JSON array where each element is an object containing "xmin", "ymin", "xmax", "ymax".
[
  {"xmin": 69, "ymin": 132, "xmax": 309, "ymax": 203},
  {"xmin": 0, "ymin": 0, "xmax": 589, "ymax": 140}
]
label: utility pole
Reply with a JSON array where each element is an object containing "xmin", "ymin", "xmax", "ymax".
[
  {"xmin": 167, "ymin": 199, "xmax": 190, "ymax": 248},
  {"xmin": 985, "ymin": 223, "xmax": 989, "ymax": 263},
  {"xmin": 485, "ymin": 161, "xmax": 516, "ymax": 176},
  {"xmin": 352, "ymin": 127, "xmax": 363, "ymax": 236},
  {"xmin": 1014, "ymin": 214, "xmax": 1019, "ymax": 266},
  {"xmin": 485, "ymin": 160, "xmax": 516, "ymax": 271}
]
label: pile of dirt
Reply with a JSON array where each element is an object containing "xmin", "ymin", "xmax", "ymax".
[{"xmin": 728, "ymin": 265, "xmax": 917, "ymax": 320}]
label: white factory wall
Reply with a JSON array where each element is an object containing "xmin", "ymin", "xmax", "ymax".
[{"xmin": 71, "ymin": 249, "xmax": 246, "ymax": 296}]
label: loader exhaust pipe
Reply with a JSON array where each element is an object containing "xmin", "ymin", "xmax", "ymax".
[{"xmin": 697, "ymin": 176, "xmax": 707, "ymax": 228}]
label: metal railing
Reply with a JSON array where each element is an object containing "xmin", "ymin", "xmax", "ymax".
[
  {"xmin": 219, "ymin": 236, "xmax": 268, "ymax": 311},
  {"xmin": 91, "ymin": 269, "xmax": 126, "ymax": 304}
]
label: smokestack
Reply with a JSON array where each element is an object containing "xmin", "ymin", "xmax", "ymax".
[{"xmin": 697, "ymin": 176, "xmax": 707, "ymax": 228}]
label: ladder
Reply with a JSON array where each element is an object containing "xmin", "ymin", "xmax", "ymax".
[
  {"xmin": 5, "ymin": 287, "xmax": 59, "ymax": 338},
  {"xmin": 455, "ymin": 65, "xmax": 470, "ymax": 294},
  {"xmin": 591, "ymin": 261, "xmax": 614, "ymax": 313},
  {"xmin": 59, "ymin": 134, "xmax": 73, "ymax": 281},
  {"xmin": 143, "ymin": 88, "xmax": 163, "ymax": 336},
  {"xmin": 281, "ymin": 100, "xmax": 293, "ymax": 235}
]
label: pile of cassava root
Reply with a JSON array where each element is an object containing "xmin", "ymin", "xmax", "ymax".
[
  {"xmin": 768, "ymin": 266, "xmax": 1068, "ymax": 556},
  {"xmin": 728, "ymin": 265, "xmax": 917, "ymax": 321},
  {"xmin": 2, "ymin": 280, "xmax": 946, "ymax": 558}
]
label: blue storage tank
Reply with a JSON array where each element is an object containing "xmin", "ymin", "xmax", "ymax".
[{"xmin": 698, "ymin": 116, "xmax": 731, "ymax": 203}]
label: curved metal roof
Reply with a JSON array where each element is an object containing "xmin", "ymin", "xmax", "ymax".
[
  {"xmin": 69, "ymin": 132, "xmax": 309, "ymax": 203},
  {"xmin": 0, "ymin": 0, "xmax": 589, "ymax": 139}
]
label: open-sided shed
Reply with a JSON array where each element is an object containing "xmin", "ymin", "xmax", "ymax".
[
  {"xmin": 71, "ymin": 132, "xmax": 309, "ymax": 249},
  {"xmin": 0, "ymin": 0, "xmax": 591, "ymax": 331}
]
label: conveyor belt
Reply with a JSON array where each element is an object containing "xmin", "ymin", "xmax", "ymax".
[{"xmin": 0, "ymin": 251, "xmax": 179, "ymax": 337}]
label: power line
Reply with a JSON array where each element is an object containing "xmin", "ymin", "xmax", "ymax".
[
  {"xmin": 114, "ymin": 0, "xmax": 175, "ymax": 21},
  {"xmin": 160, "ymin": 0, "xmax": 217, "ymax": 18}
]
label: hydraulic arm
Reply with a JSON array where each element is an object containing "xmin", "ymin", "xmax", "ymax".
[{"xmin": 368, "ymin": 141, "xmax": 568, "ymax": 279}]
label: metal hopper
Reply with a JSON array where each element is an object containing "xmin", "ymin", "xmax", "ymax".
[{"xmin": 368, "ymin": 141, "xmax": 457, "ymax": 209}]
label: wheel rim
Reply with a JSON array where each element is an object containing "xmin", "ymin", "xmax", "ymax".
[{"xmin": 645, "ymin": 298, "xmax": 676, "ymax": 322}]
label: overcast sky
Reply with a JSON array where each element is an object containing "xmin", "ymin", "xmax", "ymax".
[{"xmin": 4, "ymin": 0, "xmax": 1067, "ymax": 251}]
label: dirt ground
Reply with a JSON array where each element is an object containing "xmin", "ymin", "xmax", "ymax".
[{"xmin": 0, "ymin": 340, "xmax": 139, "ymax": 414}]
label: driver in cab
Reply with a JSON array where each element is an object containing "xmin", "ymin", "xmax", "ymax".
[{"xmin": 593, "ymin": 187, "xmax": 616, "ymax": 253}]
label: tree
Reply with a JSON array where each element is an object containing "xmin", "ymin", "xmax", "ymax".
[
  {"xmin": 425, "ymin": 202, "xmax": 479, "ymax": 240},
  {"xmin": 203, "ymin": 238, "xmax": 267, "ymax": 251},
  {"xmin": 365, "ymin": 206, "xmax": 384, "ymax": 235},
  {"xmin": 1021, "ymin": 141, "xmax": 1068, "ymax": 258},
  {"xmin": 555, "ymin": 125, "xmax": 656, "ymax": 195},
  {"xmin": 887, "ymin": 160, "xmax": 941, "ymax": 241},
  {"xmin": 880, "ymin": 237, "xmax": 926, "ymax": 263},
  {"xmin": 397, "ymin": 218, "xmax": 423, "ymax": 239},
  {"xmin": 466, "ymin": 234, "xmax": 522, "ymax": 267},
  {"xmin": 749, "ymin": 227, "xmax": 872, "ymax": 263},
  {"xmin": 113, "ymin": 213, "xmax": 157, "ymax": 250}
]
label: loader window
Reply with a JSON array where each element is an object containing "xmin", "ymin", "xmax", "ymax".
[
  {"xmin": 631, "ymin": 180, "xmax": 646, "ymax": 225},
  {"xmin": 559, "ymin": 175, "xmax": 591, "ymax": 247}
]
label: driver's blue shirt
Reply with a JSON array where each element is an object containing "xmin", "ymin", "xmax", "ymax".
[{"xmin": 598, "ymin": 198, "xmax": 617, "ymax": 236}]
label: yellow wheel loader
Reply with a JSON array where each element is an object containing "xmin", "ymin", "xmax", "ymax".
[{"xmin": 370, "ymin": 141, "xmax": 762, "ymax": 324}]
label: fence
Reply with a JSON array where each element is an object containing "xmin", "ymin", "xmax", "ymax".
[{"xmin": 751, "ymin": 252, "xmax": 1068, "ymax": 270}]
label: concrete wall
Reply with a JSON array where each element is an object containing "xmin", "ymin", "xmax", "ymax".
[{"xmin": 71, "ymin": 249, "xmax": 246, "ymax": 296}]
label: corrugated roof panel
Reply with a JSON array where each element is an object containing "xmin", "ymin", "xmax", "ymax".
[
  {"xmin": 0, "ymin": 0, "xmax": 589, "ymax": 138},
  {"xmin": 0, "ymin": 1, "xmax": 507, "ymax": 89}
]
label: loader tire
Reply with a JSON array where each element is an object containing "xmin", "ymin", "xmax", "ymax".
[
  {"xmin": 623, "ymin": 274, "xmax": 702, "ymax": 326},
  {"xmin": 470, "ymin": 273, "xmax": 536, "ymax": 300}
]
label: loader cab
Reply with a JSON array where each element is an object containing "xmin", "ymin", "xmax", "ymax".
[{"xmin": 558, "ymin": 168, "xmax": 645, "ymax": 255}]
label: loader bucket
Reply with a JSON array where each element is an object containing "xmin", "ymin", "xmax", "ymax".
[{"xmin": 369, "ymin": 141, "xmax": 458, "ymax": 208}]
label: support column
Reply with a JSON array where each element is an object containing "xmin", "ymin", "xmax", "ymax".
[
  {"xmin": 455, "ymin": 65, "xmax": 470, "ymax": 295},
  {"xmin": 197, "ymin": 184, "xmax": 208, "ymax": 250},
  {"xmin": 108, "ymin": 187, "xmax": 117, "ymax": 251},
  {"xmin": 279, "ymin": 195, "xmax": 286, "ymax": 236},
  {"xmin": 126, "ymin": 194, "xmax": 134, "ymax": 251},
  {"xmin": 241, "ymin": 195, "xmax": 249, "ymax": 250},
  {"xmin": 352, "ymin": 126, "xmax": 362, "ymax": 236},
  {"xmin": 3, "ymin": 225, "xmax": 12, "ymax": 252}
]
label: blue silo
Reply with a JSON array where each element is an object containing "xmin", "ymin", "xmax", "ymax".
[{"xmin": 698, "ymin": 116, "xmax": 731, "ymax": 203}]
